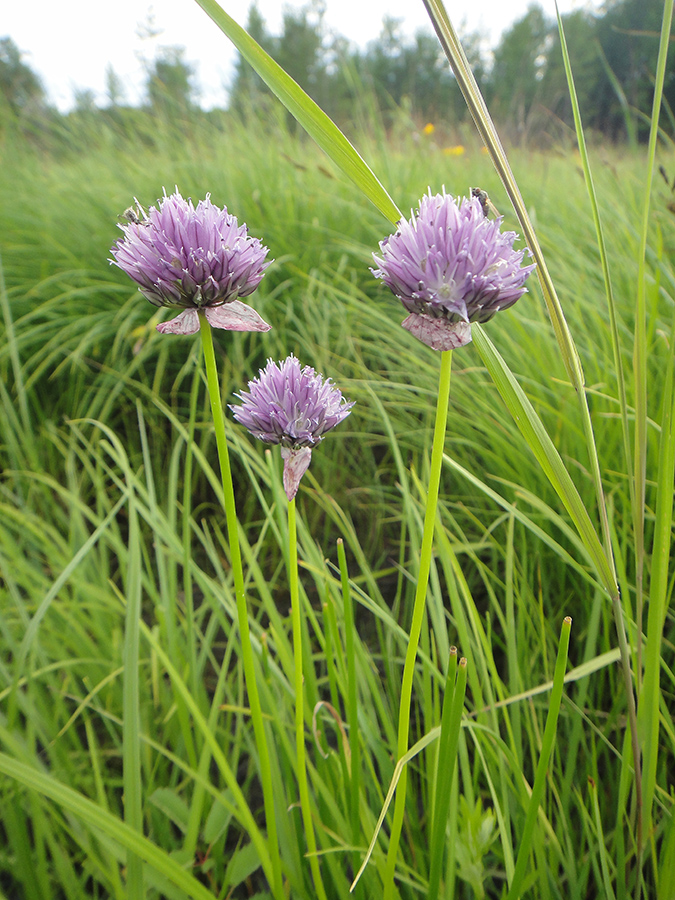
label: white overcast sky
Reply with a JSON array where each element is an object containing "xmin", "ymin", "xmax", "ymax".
[{"xmin": 3, "ymin": 0, "xmax": 602, "ymax": 111}]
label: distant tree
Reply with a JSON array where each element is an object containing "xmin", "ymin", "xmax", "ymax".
[
  {"xmin": 487, "ymin": 5, "xmax": 552, "ymax": 137},
  {"xmin": 146, "ymin": 46, "xmax": 198, "ymax": 117},
  {"xmin": 275, "ymin": 4, "xmax": 325, "ymax": 95},
  {"xmin": 73, "ymin": 87, "xmax": 97, "ymax": 113},
  {"xmin": 0, "ymin": 36, "xmax": 46, "ymax": 116},
  {"xmin": 105, "ymin": 64, "xmax": 125, "ymax": 108},
  {"xmin": 229, "ymin": 2, "xmax": 330, "ymax": 121},
  {"xmin": 354, "ymin": 19, "xmax": 465, "ymax": 124},
  {"xmin": 593, "ymin": 0, "xmax": 673, "ymax": 140},
  {"xmin": 362, "ymin": 16, "xmax": 407, "ymax": 107},
  {"xmin": 229, "ymin": 4, "xmax": 274, "ymax": 113}
]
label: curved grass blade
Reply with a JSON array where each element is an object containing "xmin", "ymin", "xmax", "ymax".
[
  {"xmin": 193, "ymin": 0, "xmax": 401, "ymax": 224},
  {"xmin": 555, "ymin": 6, "xmax": 645, "ymax": 871},
  {"xmin": 0, "ymin": 751, "xmax": 217, "ymax": 900},
  {"xmin": 427, "ymin": 655, "xmax": 467, "ymax": 899},
  {"xmin": 421, "ymin": 0, "xmax": 619, "ymax": 596},
  {"xmin": 472, "ymin": 325, "xmax": 615, "ymax": 594},
  {"xmin": 505, "ymin": 617, "xmax": 572, "ymax": 900}
]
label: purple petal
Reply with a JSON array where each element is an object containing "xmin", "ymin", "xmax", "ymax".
[
  {"xmin": 111, "ymin": 189, "xmax": 272, "ymax": 312},
  {"xmin": 401, "ymin": 313, "xmax": 472, "ymax": 350},
  {"xmin": 230, "ymin": 355, "xmax": 354, "ymax": 449},
  {"xmin": 205, "ymin": 301, "xmax": 271, "ymax": 333},
  {"xmin": 156, "ymin": 309, "xmax": 201, "ymax": 334},
  {"xmin": 281, "ymin": 447, "xmax": 313, "ymax": 500}
]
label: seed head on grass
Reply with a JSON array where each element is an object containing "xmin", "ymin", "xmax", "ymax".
[
  {"xmin": 231, "ymin": 355, "xmax": 354, "ymax": 501},
  {"xmin": 110, "ymin": 189, "xmax": 272, "ymax": 334},
  {"xmin": 372, "ymin": 189, "xmax": 535, "ymax": 350}
]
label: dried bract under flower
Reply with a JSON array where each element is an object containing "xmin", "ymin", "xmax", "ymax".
[
  {"xmin": 372, "ymin": 190, "xmax": 535, "ymax": 350},
  {"xmin": 231, "ymin": 355, "xmax": 354, "ymax": 500},
  {"xmin": 110, "ymin": 189, "xmax": 272, "ymax": 335}
]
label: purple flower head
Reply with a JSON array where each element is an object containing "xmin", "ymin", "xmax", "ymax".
[
  {"xmin": 372, "ymin": 189, "xmax": 535, "ymax": 351},
  {"xmin": 110, "ymin": 189, "xmax": 272, "ymax": 335},
  {"xmin": 231, "ymin": 355, "xmax": 354, "ymax": 500}
]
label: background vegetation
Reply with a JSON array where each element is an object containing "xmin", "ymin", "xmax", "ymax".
[
  {"xmin": 2, "ymin": 0, "xmax": 673, "ymax": 146},
  {"xmin": 1, "ymin": 0, "xmax": 674, "ymax": 898}
]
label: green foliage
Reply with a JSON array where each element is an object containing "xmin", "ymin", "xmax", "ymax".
[
  {"xmin": 0, "ymin": 36, "xmax": 45, "ymax": 116},
  {"xmin": 146, "ymin": 46, "xmax": 198, "ymax": 119},
  {"xmin": 4, "ymin": 0, "xmax": 675, "ymax": 147},
  {"xmin": 488, "ymin": 5, "xmax": 551, "ymax": 134},
  {"xmin": 1, "ymin": 46, "xmax": 674, "ymax": 900},
  {"xmin": 455, "ymin": 797, "xmax": 497, "ymax": 898}
]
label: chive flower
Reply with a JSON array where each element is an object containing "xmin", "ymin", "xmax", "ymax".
[
  {"xmin": 231, "ymin": 355, "xmax": 354, "ymax": 500},
  {"xmin": 372, "ymin": 189, "xmax": 535, "ymax": 350},
  {"xmin": 110, "ymin": 189, "xmax": 272, "ymax": 335}
]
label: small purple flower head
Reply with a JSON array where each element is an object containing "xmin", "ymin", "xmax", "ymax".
[
  {"xmin": 110, "ymin": 189, "xmax": 272, "ymax": 335},
  {"xmin": 372, "ymin": 189, "xmax": 535, "ymax": 351},
  {"xmin": 231, "ymin": 355, "xmax": 354, "ymax": 500}
]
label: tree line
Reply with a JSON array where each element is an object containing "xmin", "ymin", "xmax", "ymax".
[{"xmin": 1, "ymin": 0, "xmax": 672, "ymax": 146}]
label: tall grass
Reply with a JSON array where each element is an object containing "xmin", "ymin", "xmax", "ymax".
[{"xmin": 1, "ymin": 9, "xmax": 675, "ymax": 897}]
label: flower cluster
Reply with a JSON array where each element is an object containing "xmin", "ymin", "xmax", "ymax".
[
  {"xmin": 231, "ymin": 356, "xmax": 354, "ymax": 500},
  {"xmin": 110, "ymin": 184, "xmax": 531, "ymax": 497},
  {"xmin": 110, "ymin": 189, "xmax": 271, "ymax": 335},
  {"xmin": 372, "ymin": 190, "xmax": 535, "ymax": 350}
]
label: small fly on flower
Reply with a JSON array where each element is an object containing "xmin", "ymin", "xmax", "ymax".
[
  {"xmin": 471, "ymin": 187, "xmax": 500, "ymax": 219},
  {"xmin": 120, "ymin": 199, "xmax": 147, "ymax": 225}
]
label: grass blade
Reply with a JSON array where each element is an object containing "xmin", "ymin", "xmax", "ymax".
[
  {"xmin": 192, "ymin": 0, "xmax": 400, "ymax": 224},
  {"xmin": 506, "ymin": 616, "xmax": 572, "ymax": 899},
  {"xmin": 0, "ymin": 752, "xmax": 217, "ymax": 900},
  {"xmin": 427, "ymin": 653, "xmax": 467, "ymax": 899},
  {"xmin": 472, "ymin": 326, "xmax": 614, "ymax": 593},
  {"xmin": 122, "ymin": 492, "xmax": 143, "ymax": 899}
]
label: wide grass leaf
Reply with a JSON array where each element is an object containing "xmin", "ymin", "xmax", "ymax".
[{"xmin": 193, "ymin": 0, "xmax": 400, "ymax": 224}]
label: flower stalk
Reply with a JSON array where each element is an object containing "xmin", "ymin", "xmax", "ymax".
[
  {"xmin": 231, "ymin": 354, "xmax": 353, "ymax": 895},
  {"xmin": 198, "ymin": 315, "xmax": 283, "ymax": 900},
  {"xmin": 383, "ymin": 348, "xmax": 453, "ymax": 899},
  {"xmin": 288, "ymin": 496, "xmax": 328, "ymax": 900}
]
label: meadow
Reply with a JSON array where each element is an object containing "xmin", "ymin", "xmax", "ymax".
[{"xmin": 1, "ymin": 10, "xmax": 675, "ymax": 898}]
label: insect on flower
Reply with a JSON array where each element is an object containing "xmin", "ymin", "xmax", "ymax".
[
  {"xmin": 470, "ymin": 186, "xmax": 500, "ymax": 219},
  {"xmin": 120, "ymin": 199, "xmax": 147, "ymax": 225}
]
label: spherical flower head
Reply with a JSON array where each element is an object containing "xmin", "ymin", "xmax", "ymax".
[
  {"xmin": 372, "ymin": 189, "xmax": 535, "ymax": 351},
  {"xmin": 231, "ymin": 355, "xmax": 355, "ymax": 500},
  {"xmin": 110, "ymin": 189, "xmax": 272, "ymax": 335}
]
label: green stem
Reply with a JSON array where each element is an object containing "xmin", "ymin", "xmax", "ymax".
[
  {"xmin": 198, "ymin": 315, "xmax": 283, "ymax": 900},
  {"xmin": 288, "ymin": 497, "xmax": 328, "ymax": 900},
  {"xmin": 428, "ymin": 650, "xmax": 466, "ymax": 900},
  {"xmin": 383, "ymin": 348, "xmax": 453, "ymax": 899},
  {"xmin": 123, "ymin": 494, "xmax": 143, "ymax": 900},
  {"xmin": 338, "ymin": 538, "xmax": 361, "ymax": 876},
  {"xmin": 506, "ymin": 617, "xmax": 572, "ymax": 900}
]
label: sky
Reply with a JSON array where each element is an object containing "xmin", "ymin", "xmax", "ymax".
[{"xmin": 3, "ymin": 0, "xmax": 603, "ymax": 112}]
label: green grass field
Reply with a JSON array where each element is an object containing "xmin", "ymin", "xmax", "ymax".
[{"xmin": 1, "ymin": 62, "xmax": 675, "ymax": 900}]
